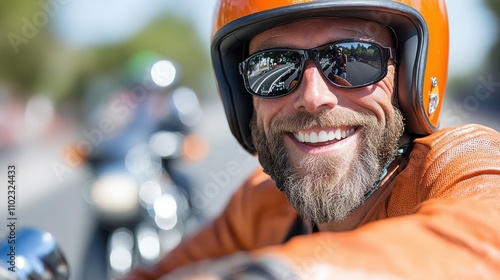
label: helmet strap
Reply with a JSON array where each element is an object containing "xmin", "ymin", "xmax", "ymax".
[{"xmin": 363, "ymin": 141, "xmax": 410, "ymax": 202}]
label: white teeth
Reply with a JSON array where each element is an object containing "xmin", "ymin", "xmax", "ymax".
[
  {"xmin": 328, "ymin": 131, "xmax": 335, "ymax": 140},
  {"xmin": 310, "ymin": 132, "xmax": 318, "ymax": 143},
  {"xmin": 293, "ymin": 128, "xmax": 355, "ymax": 143},
  {"xmin": 318, "ymin": 131, "xmax": 328, "ymax": 142},
  {"xmin": 335, "ymin": 129, "xmax": 341, "ymax": 140}
]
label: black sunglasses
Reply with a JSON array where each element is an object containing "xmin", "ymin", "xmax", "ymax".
[{"xmin": 239, "ymin": 39, "xmax": 396, "ymax": 98}]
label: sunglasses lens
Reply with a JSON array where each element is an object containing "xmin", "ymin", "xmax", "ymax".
[
  {"xmin": 319, "ymin": 42, "xmax": 385, "ymax": 88},
  {"xmin": 244, "ymin": 51, "xmax": 302, "ymax": 97},
  {"xmin": 242, "ymin": 41, "xmax": 388, "ymax": 97}
]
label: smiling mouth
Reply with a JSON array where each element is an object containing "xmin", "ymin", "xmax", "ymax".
[{"xmin": 293, "ymin": 127, "xmax": 356, "ymax": 144}]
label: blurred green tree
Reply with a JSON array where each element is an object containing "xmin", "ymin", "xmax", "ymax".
[
  {"xmin": 0, "ymin": 2, "xmax": 212, "ymax": 102},
  {"xmin": 0, "ymin": 2, "xmax": 57, "ymax": 96}
]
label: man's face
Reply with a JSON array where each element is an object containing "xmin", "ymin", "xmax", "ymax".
[{"xmin": 249, "ymin": 18, "xmax": 404, "ymax": 223}]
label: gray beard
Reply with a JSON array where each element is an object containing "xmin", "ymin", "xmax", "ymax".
[{"xmin": 250, "ymin": 108, "xmax": 404, "ymax": 223}]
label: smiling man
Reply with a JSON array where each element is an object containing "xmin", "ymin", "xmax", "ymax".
[
  {"xmin": 123, "ymin": 0, "xmax": 500, "ymax": 279},
  {"xmin": 249, "ymin": 18, "xmax": 405, "ymax": 226}
]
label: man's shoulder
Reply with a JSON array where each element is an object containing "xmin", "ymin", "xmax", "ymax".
[
  {"xmin": 413, "ymin": 123, "xmax": 499, "ymax": 150},
  {"xmin": 236, "ymin": 167, "xmax": 289, "ymax": 208},
  {"xmin": 394, "ymin": 124, "xmax": 500, "ymax": 207},
  {"xmin": 406, "ymin": 123, "xmax": 500, "ymax": 177}
]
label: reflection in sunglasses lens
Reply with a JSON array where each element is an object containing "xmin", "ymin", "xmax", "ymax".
[
  {"xmin": 242, "ymin": 41, "xmax": 391, "ymax": 97},
  {"xmin": 247, "ymin": 51, "xmax": 301, "ymax": 97}
]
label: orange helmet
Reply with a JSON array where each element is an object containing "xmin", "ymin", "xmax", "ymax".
[{"xmin": 211, "ymin": 0, "xmax": 449, "ymax": 154}]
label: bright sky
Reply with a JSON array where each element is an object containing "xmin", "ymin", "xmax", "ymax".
[
  {"xmin": 53, "ymin": 0, "xmax": 497, "ymax": 78},
  {"xmin": 446, "ymin": 0, "xmax": 497, "ymax": 77}
]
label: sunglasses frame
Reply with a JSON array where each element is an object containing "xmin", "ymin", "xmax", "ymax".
[{"xmin": 239, "ymin": 39, "xmax": 397, "ymax": 98}]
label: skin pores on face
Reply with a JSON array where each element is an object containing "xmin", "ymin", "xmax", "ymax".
[{"xmin": 249, "ymin": 18, "xmax": 404, "ymax": 223}]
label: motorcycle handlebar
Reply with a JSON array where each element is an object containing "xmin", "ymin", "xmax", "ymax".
[{"xmin": 0, "ymin": 227, "xmax": 69, "ymax": 280}]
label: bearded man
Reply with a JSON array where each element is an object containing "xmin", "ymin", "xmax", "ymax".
[{"xmin": 122, "ymin": 1, "xmax": 500, "ymax": 279}]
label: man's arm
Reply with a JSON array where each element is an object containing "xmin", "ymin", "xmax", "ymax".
[
  {"xmin": 162, "ymin": 124, "xmax": 500, "ymax": 279},
  {"xmin": 253, "ymin": 197, "xmax": 500, "ymax": 279},
  {"xmin": 162, "ymin": 184, "xmax": 500, "ymax": 279}
]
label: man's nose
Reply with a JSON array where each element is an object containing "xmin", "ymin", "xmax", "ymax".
[{"xmin": 293, "ymin": 61, "xmax": 338, "ymax": 113}]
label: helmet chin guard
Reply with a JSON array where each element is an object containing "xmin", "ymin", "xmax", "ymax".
[{"xmin": 211, "ymin": 0, "xmax": 449, "ymax": 154}]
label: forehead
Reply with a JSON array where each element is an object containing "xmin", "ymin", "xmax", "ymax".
[{"xmin": 249, "ymin": 18, "xmax": 395, "ymax": 53}]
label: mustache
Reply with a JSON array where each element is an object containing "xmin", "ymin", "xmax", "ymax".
[{"xmin": 268, "ymin": 110, "xmax": 376, "ymax": 135}]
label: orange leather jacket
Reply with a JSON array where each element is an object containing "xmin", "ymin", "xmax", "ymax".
[{"xmin": 127, "ymin": 124, "xmax": 500, "ymax": 279}]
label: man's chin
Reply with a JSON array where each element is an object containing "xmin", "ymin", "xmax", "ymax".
[
  {"xmin": 277, "ymin": 145, "xmax": 381, "ymax": 224},
  {"xmin": 280, "ymin": 173, "xmax": 366, "ymax": 224},
  {"xmin": 289, "ymin": 150, "xmax": 349, "ymax": 179}
]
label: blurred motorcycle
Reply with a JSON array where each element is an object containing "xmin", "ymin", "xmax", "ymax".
[
  {"xmin": 0, "ymin": 227, "xmax": 69, "ymax": 280},
  {"xmin": 79, "ymin": 53, "xmax": 206, "ymax": 279}
]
